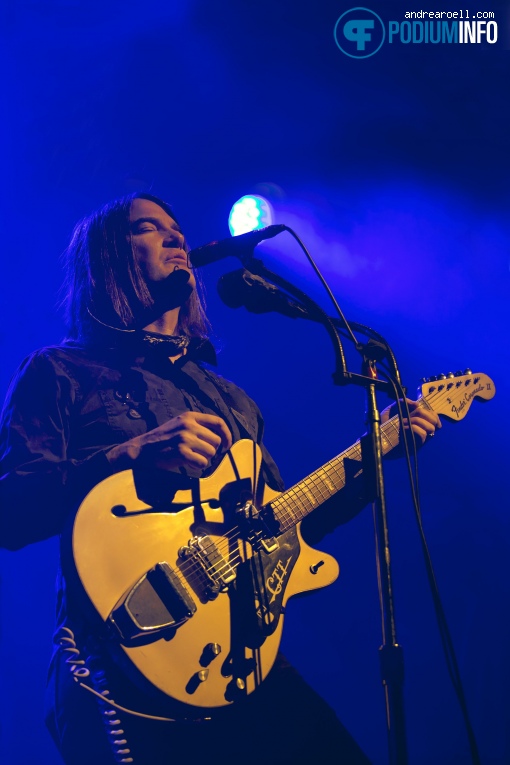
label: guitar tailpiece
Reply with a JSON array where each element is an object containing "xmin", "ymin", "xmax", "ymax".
[{"xmin": 55, "ymin": 627, "xmax": 134, "ymax": 763}]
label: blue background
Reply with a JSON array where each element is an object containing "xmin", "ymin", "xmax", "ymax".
[{"xmin": 1, "ymin": 1, "xmax": 509, "ymax": 763}]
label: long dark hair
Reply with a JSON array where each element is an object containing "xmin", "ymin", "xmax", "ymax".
[{"xmin": 61, "ymin": 192, "xmax": 210, "ymax": 340}]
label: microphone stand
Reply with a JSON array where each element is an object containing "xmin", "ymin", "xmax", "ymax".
[{"xmin": 228, "ymin": 253, "xmax": 409, "ymax": 765}]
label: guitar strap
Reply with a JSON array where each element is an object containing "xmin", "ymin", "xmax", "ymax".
[
  {"xmin": 197, "ymin": 367, "xmax": 285, "ymax": 492},
  {"xmin": 182, "ymin": 365, "xmax": 259, "ymax": 443}
]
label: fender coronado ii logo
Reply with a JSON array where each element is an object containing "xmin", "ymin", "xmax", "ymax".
[{"xmin": 451, "ymin": 383, "xmax": 485, "ymax": 418}]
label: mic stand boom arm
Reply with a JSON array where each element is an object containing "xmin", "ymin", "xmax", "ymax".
[
  {"xmin": 241, "ymin": 255, "xmax": 398, "ymax": 392},
  {"xmin": 236, "ymin": 254, "xmax": 409, "ymax": 765}
]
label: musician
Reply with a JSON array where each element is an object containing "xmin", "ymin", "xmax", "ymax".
[{"xmin": 0, "ymin": 193, "xmax": 440, "ymax": 764}]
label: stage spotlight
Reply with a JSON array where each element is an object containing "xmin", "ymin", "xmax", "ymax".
[{"xmin": 228, "ymin": 195, "xmax": 274, "ymax": 236}]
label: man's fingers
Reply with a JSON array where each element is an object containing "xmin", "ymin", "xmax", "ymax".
[
  {"xmin": 405, "ymin": 399, "xmax": 442, "ymax": 429},
  {"xmin": 190, "ymin": 413, "xmax": 233, "ymax": 450},
  {"xmin": 189, "ymin": 424, "xmax": 223, "ymax": 451},
  {"xmin": 154, "ymin": 444, "xmax": 210, "ymax": 470},
  {"xmin": 152, "ymin": 413, "xmax": 232, "ymax": 449},
  {"xmin": 178, "ymin": 432, "xmax": 219, "ymax": 459},
  {"xmin": 402, "ymin": 414, "xmax": 438, "ymax": 445},
  {"xmin": 144, "ymin": 412, "xmax": 233, "ymax": 471},
  {"xmin": 177, "ymin": 445, "xmax": 212, "ymax": 469},
  {"xmin": 121, "ymin": 412, "xmax": 233, "ymax": 472}
]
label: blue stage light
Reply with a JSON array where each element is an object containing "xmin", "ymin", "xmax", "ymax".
[{"xmin": 228, "ymin": 195, "xmax": 273, "ymax": 236}]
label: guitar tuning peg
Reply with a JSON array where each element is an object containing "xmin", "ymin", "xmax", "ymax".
[
  {"xmin": 463, "ymin": 368, "xmax": 472, "ymax": 375},
  {"xmin": 437, "ymin": 373, "xmax": 446, "ymax": 380},
  {"xmin": 446, "ymin": 372, "xmax": 454, "ymax": 378},
  {"xmin": 455, "ymin": 370, "xmax": 463, "ymax": 377}
]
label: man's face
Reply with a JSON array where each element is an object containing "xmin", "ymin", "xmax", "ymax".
[{"xmin": 129, "ymin": 198, "xmax": 194, "ymax": 287}]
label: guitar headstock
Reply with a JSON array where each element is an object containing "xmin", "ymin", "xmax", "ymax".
[{"xmin": 418, "ymin": 370, "xmax": 495, "ymax": 421}]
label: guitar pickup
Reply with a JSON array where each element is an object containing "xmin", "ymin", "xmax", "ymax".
[
  {"xmin": 108, "ymin": 562, "xmax": 196, "ymax": 642},
  {"xmin": 179, "ymin": 534, "xmax": 236, "ymax": 592}
]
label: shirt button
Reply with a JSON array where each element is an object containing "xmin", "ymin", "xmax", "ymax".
[
  {"xmin": 127, "ymin": 408, "xmax": 142, "ymax": 419},
  {"xmin": 115, "ymin": 391, "xmax": 132, "ymax": 402}
]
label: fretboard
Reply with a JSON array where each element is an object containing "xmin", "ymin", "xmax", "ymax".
[{"xmin": 270, "ymin": 415, "xmax": 403, "ymax": 533}]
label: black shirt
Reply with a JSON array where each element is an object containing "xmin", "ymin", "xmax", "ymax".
[{"xmin": 0, "ymin": 334, "xmax": 284, "ymax": 552}]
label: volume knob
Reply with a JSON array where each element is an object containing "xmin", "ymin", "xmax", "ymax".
[
  {"xmin": 205, "ymin": 642, "xmax": 222, "ymax": 657},
  {"xmin": 200, "ymin": 642, "xmax": 222, "ymax": 666}
]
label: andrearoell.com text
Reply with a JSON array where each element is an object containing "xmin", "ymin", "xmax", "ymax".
[{"xmin": 404, "ymin": 9, "xmax": 495, "ymax": 19}]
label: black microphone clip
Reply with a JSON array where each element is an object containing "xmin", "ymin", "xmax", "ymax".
[{"xmin": 217, "ymin": 268, "xmax": 310, "ymax": 320}]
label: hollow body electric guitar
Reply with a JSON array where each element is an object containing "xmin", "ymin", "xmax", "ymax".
[{"xmin": 71, "ymin": 371, "xmax": 495, "ymax": 710}]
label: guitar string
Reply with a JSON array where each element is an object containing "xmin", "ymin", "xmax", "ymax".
[
  {"xmin": 174, "ymin": 437, "xmax": 365, "ymax": 583},
  {"xmin": 169, "ymin": 380, "xmax": 480, "ymax": 587},
  {"xmin": 174, "ymin": 414, "xmax": 402, "ymax": 583},
  {"xmin": 172, "ymin": 444, "xmax": 354, "ymax": 581},
  {"xmin": 173, "ymin": 392, "xmax": 432, "ymax": 584},
  {"xmin": 175, "ymin": 395, "xmax": 418, "ymax": 585},
  {"xmin": 173, "ymin": 381, "xmax": 470, "ymax": 596},
  {"xmin": 259, "ymin": 378, "xmax": 475, "ymax": 540},
  {"xmin": 217, "ymin": 377, "xmax": 482, "ymax": 579},
  {"xmin": 181, "ymin": 378, "xmax": 488, "ymax": 612}
]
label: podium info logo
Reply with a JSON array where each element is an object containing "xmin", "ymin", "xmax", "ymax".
[
  {"xmin": 334, "ymin": 7, "xmax": 385, "ymax": 58},
  {"xmin": 334, "ymin": 7, "xmax": 499, "ymax": 58}
]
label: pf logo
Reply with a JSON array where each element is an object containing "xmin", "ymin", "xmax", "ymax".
[{"xmin": 334, "ymin": 7, "xmax": 385, "ymax": 58}]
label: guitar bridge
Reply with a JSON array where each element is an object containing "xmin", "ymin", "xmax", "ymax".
[
  {"xmin": 179, "ymin": 534, "xmax": 236, "ymax": 596},
  {"xmin": 260, "ymin": 537, "xmax": 279, "ymax": 553},
  {"xmin": 236, "ymin": 501, "xmax": 280, "ymax": 553}
]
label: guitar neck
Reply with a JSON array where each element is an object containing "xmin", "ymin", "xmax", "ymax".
[
  {"xmin": 268, "ymin": 369, "xmax": 495, "ymax": 533},
  {"xmin": 269, "ymin": 414, "xmax": 402, "ymax": 532}
]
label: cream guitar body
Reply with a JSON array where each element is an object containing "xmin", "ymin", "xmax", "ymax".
[{"xmin": 72, "ymin": 440, "xmax": 338, "ymax": 709}]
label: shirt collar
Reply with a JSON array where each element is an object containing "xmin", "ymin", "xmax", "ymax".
[{"xmin": 66, "ymin": 323, "xmax": 218, "ymax": 366}]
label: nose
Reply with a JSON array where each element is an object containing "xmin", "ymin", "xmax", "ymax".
[{"xmin": 163, "ymin": 230, "xmax": 185, "ymax": 248}]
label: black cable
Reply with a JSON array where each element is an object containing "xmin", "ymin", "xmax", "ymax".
[
  {"xmin": 281, "ymin": 226, "xmax": 481, "ymax": 764},
  {"xmin": 379, "ymin": 371, "xmax": 481, "ymax": 765},
  {"xmin": 281, "ymin": 226, "xmax": 361, "ymax": 349}
]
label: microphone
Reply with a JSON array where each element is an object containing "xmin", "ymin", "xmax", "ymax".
[
  {"xmin": 217, "ymin": 269, "xmax": 310, "ymax": 319},
  {"xmin": 188, "ymin": 224, "xmax": 287, "ymax": 268}
]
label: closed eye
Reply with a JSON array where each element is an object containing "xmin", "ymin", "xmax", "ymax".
[{"xmin": 131, "ymin": 216, "xmax": 183, "ymax": 235}]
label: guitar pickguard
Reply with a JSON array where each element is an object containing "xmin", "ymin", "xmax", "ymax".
[{"xmin": 248, "ymin": 528, "xmax": 300, "ymax": 636}]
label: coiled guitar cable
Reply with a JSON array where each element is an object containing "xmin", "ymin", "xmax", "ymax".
[
  {"xmin": 57, "ymin": 625, "xmax": 189, "ymax": 716},
  {"xmin": 56, "ymin": 627, "xmax": 213, "ymax": 753},
  {"xmin": 57, "ymin": 627, "xmax": 137, "ymax": 763}
]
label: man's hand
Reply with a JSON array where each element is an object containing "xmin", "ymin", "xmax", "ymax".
[
  {"xmin": 381, "ymin": 398, "xmax": 441, "ymax": 447},
  {"xmin": 106, "ymin": 411, "xmax": 232, "ymax": 472}
]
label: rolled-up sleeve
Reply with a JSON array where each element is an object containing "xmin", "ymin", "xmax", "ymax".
[{"xmin": 0, "ymin": 351, "xmax": 113, "ymax": 550}]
